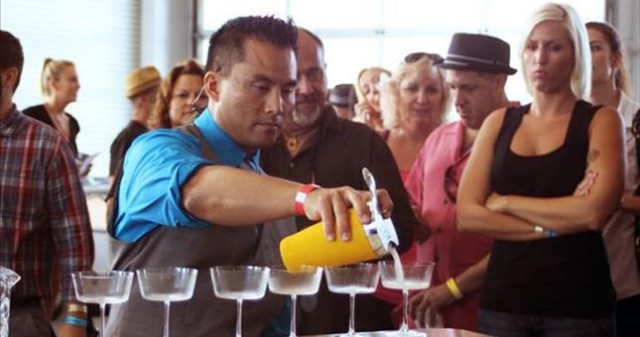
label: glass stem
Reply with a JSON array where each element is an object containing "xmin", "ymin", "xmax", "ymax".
[
  {"xmin": 164, "ymin": 301, "xmax": 170, "ymax": 337},
  {"xmin": 290, "ymin": 295, "xmax": 297, "ymax": 337},
  {"xmin": 349, "ymin": 293, "xmax": 356, "ymax": 336},
  {"xmin": 236, "ymin": 299, "xmax": 243, "ymax": 337},
  {"xmin": 401, "ymin": 290, "xmax": 409, "ymax": 332},
  {"xmin": 99, "ymin": 303, "xmax": 106, "ymax": 337}
]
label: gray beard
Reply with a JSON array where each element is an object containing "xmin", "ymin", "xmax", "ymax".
[{"xmin": 292, "ymin": 107, "xmax": 322, "ymax": 129}]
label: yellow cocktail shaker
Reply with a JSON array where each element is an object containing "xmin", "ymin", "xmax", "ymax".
[{"xmin": 279, "ymin": 168, "xmax": 399, "ymax": 271}]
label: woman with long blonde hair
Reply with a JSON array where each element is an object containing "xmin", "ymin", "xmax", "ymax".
[
  {"xmin": 370, "ymin": 52, "xmax": 449, "ymax": 321},
  {"xmin": 380, "ymin": 52, "xmax": 450, "ymax": 179},
  {"xmin": 353, "ymin": 66, "xmax": 391, "ymax": 131},
  {"xmin": 457, "ymin": 4, "xmax": 623, "ymax": 335},
  {"xmin": 24, "ymin": 58, "xmax": 81, "ymax": 156}
]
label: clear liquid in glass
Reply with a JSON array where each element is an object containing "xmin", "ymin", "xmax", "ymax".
[{"xmin": 268, "ymin": 266, "xmax": 323, "ymax": 337}]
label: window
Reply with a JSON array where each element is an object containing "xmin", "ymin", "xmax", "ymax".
[
  {"xmin": 197, "ymin": 0, "xmax": 605, "ymax": 107},
  {"xmin": 2, "ymin": 0, "xmax": 141, "ymax": 177}
]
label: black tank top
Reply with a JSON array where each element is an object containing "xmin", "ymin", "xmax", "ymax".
[{"xmin": 482, "ymin": 100, "xmax": 615, "ymax": 318}]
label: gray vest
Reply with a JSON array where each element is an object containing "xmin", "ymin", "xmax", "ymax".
[{"xmin": 106, "ymin": 125, "xmax": 292, "ymax": 337}]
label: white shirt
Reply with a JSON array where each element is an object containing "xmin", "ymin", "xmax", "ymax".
[{"xmin": 602, "ymin": 92, "xmax": 640, "ymax": 299}]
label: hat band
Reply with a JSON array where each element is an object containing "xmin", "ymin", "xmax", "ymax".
[{"xmin": 447, "ymin": 53, "xmax": 509, "ymax": 67}]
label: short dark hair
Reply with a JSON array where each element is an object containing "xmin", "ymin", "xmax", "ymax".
[
  {"xmin": 206, "ymin": 15, "xmax": 297, "ymax": 76},
  {"xmin": 0, "ymin": 30, "xmax": 24, "ymax": 92}
]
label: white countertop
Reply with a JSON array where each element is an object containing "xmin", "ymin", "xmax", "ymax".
[{"xmin": 305, "ymin": 328, "xmax": 490, "ymax": 336}]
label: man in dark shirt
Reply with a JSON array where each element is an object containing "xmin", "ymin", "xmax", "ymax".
[
  {"xmin": 108, "ymin": 66, "xmax": 161, "ymax": 182},
  {"xmin": 261, "ymin": 28, "xmax": 419, "ymax": 334}
]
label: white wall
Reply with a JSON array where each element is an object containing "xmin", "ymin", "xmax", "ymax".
[
  {"xmin": 140, "ymin": 0, "xmax": 194, "ymax": 76},
  {"xmin": 609, "ymin": 0, "xmax": 640, "ymax": 99}
]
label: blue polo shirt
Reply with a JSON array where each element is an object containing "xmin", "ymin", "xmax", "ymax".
[{"xmin": 113, "ymin": 109, "xmax": 260, "ymax": 242}]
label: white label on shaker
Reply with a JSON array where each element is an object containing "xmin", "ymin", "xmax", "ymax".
[{"xmin": 377, "ymin": 217, "xmax": 399, "ymax": 251}]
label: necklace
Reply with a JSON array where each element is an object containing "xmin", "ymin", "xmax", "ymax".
[
  {"xmin": 284, "ymin": 127, "xmax": 319, "ymax": 156},
  {"xmin": 286, "ymin": 135, "xmax": 299, "ymax": 152}
]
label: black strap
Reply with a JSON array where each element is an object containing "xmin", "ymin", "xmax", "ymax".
[
  {"xmin": 106, "ymin": 164, "xmax": 124, "ymax": 237},
  {"xmin": 631, "ymin": 108, "xmax": 640, "ymax": 270},
  {"xmin": 632, "ymin": 108, "xmax": 640, "ymax": 186}
]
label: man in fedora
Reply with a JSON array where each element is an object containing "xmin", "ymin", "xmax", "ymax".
[
  {"xmin": 108, "ymin": 66, "xmax": 162, "ymax": 183},
  {"xmin": 405, "ymin": 32, "xmax": 516, "ymax": 331},
  {"xmin": 328, "ymin": 83, "xmax": 357, "ymax": 120}
]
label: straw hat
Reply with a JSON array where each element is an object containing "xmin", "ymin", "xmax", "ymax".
[{"xmin": 125, "ymin": 66, "xmax": 161, "ymax": 98}]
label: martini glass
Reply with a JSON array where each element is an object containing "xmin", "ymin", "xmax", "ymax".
[
  {"xmin": 137, "ymin": 267, "xmax": 198, "ymax": 337},
  {"xmin": 210, "ymin": 266, "xmax": 270, "ymax": 337},
  {"xmin": 268, "ymin": 266, "xmax": 323, "ymax": 337},
  {"xmin": 379, "ymin": 261, "xmax": 434, "ymax": 337},
  {"xmin": 325, "ymin": 264, "xmax": 380, "ymax": 336},
  {"xmin": 1, "ymin": 267, "xmax": 20, "ymax": 337},
  {"xmin": 71, "ymin": 270, "xmax": 134, "ymax": 337}
]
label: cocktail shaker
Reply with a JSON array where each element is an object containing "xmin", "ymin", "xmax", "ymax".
[{"xmin": 280, "ymin": 168, "xmax": 399, "ymax": 271}]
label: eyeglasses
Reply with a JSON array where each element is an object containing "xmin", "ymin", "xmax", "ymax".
[
  {"xmin": 191, "ymin": 87, "xmax": 208, "ymax": 115},
  {"xmin": 404, "ymin": 52, "xmax": 444, "ymax": 64},
  {"xmin": 443, "ymin": 164, "xmax": 458, "ymax": 204}
]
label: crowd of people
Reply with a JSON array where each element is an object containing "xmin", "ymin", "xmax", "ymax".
[{"xmin": 1, "ymin": 2, "xmax": 638, "ymax": 337}]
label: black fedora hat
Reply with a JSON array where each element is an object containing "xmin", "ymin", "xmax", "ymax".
[
  {"xmin": 435, "ymin": 33, "xmax": 517, "ymax": 75},
  {"xmin": 328, "ymin": 83, "xmax": 357, "ymax": 107}
]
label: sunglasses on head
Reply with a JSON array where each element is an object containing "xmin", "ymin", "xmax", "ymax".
[{"xmin": 404, "ymin": 52, "xmax": 444, "ymax": 64}]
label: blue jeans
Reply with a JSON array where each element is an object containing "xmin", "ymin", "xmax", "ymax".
[{"xmin": 477, "ymin": 309, "xmax": 614, "ymax": 337}]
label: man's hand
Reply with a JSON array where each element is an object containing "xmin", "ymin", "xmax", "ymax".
[
  {"xmin": 303, "ymin": 186, "xmax": 393, "ymax": 241},
  {"xmin": 58, "ymin": 323, "xmax": 87, "ymax": 337},
  {"xmin": 408, "ymin": 284, "xmax": 455, "ymax": 328}
]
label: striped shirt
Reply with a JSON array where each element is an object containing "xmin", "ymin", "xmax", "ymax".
[{"xmin": 1, "ymin": 105, "xmax": 94, "ymax": 301}]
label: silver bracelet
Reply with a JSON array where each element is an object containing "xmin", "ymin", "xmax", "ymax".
[{"xmin": 533, "ymin": 225, "xmax": 544, "ymax": 235}]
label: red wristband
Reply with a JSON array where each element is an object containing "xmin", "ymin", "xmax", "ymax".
[{"xmin": 294, "ymin": 184, "xmax": 320, "ymax": 216}]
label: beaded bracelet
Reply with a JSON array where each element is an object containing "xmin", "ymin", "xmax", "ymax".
[
  {"xmin": 544, "ymin": 229, "xmax": 558, "ymax": 238},
  {"xmin": 64, "ymin": 316, "xmax": 88, "ymax": 328}
]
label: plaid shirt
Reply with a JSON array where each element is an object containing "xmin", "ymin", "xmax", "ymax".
[{"xmin": 1, "ymin": 105, "xmax": 94, "ymax": 301}]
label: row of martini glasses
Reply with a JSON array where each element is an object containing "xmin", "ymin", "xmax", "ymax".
[{"xmin": 71, "ymin": 261, "xmax": 433, "ymax": 337}]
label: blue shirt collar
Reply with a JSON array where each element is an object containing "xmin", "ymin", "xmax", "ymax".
[{"xmin": 193, "ymin": 108, "xmax": 260, "ymax": 167}]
